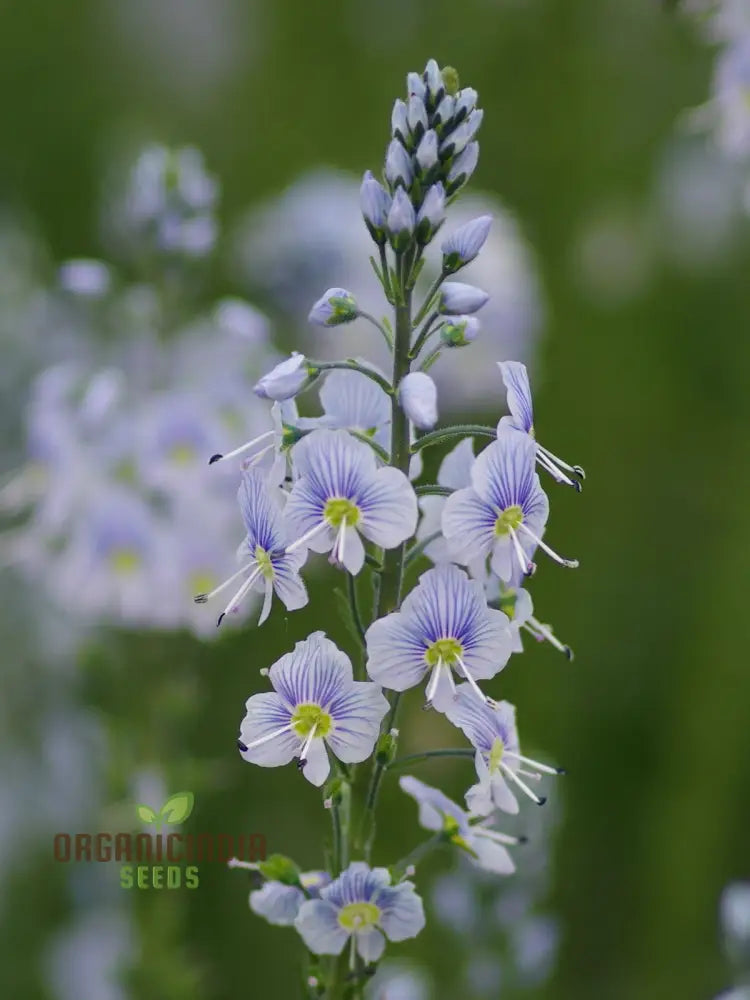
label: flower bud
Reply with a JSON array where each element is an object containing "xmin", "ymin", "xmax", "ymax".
[
  {"xmin": 454, "ymin": 87, "xmax": 478, "ymax": 124},
  {"xmin": 407, "ymin": 95, "xmax": 428, "ymax": 141},
  {"xmin": 433, "ymin": 94, "xmax": 455, "ymax": 130},
  {"xmin": 446, "ymin": 141, "xmax": 479, "ymax": 194},
  {"xmin": 441, "ymin": 65, "xmax": 460, "ymax": 96},
  {"xmin": 441, "ymin": 215, "xmax": 492, "ymax": 272},
  {"xmin": 375, "ymin": 729, "xmax": 399, "ymax": 766},
  {"xmin": 440, "ymin": 315, "xmax": 480, "ymax": 347},
  {"xmin": 360, "ymin": 170, "xmax": 392, "ymax": 244},
  {"xmin": 415, "ymin": 183, "xmax": 446, "ymax": 244},
  {"xmin": 258, "ymin": 854, "xmax": 302, "ymax": 886},
  {"xmin": 254, "ymin": 352, "xmax": 311, "ymax": 400},
  {"xmin": 391, "ymin": 99, "xmax": 409, "ymax": 144},
  {"xmin": 438, "ymin": 282, "xmax": 489, "ymax": 315},
  {"xmin": 407, "ymin": 71, "xmax": 426, "ymax": 100},
  {"xmin": 385, "ymin": 138, "xmax": 413, "ymax": 190},
  {"xmin": 399, "ymin": 372, "xmax": 438, "ymax": 429},
  {"xmin": 423, "ymin": 58, "xmax": 445, "ymax": 108},
  {"xmin": 308, "ymin": 288, "xmax": 359, "ymax": 327},
  {"xmin": 387, "ymin": 188, "xmax": 416, "ymax": 251},
  {"xmin": 441, "ymin": 109, "xmax": 483, "ymax": 159},
  {"xmin": 416, "ymin": 129, "xmax": 439, "ymax": 173}
]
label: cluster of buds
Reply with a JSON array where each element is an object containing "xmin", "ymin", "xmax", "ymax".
[{"xmin": 361, "ymin": 60, "xmax": 484, "ymax": 253}]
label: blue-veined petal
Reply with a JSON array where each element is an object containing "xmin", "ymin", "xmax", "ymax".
[
  {"xmin": 295, "ymin": 899, "xmax": 349, "ymax": 955},
  {"xmin": 239, "ymin": 693, "xmax": 297, "ymax": 766},
  {"xmin": 375, "ymin": 883, "xmax": 426, "ymax": 942},
  {"xmin": 497, "ymin": 361, "xmax": 534, "ymax": 434},
  {"xmin": 326, "ymin": 683, "xmax": 389, "ymax": 763},
  {"xmin": 250, "ymin": 882, "xmax": 305, "ymax": 926}
]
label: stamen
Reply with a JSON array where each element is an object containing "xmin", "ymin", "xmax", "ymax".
[
  {"xmin": 257, "ymin": 577, "xmax": 274, "ymax": 626},
  {"xmin": 227, "ymin": 857, "xmax": 260, "ymax": 870},
  {"xmin": 508, "ymin": 526, "xmax": 535, "ymax": 577},
  {"xmin": 242, "ymin": 442, "xmax": 275, "ymax": 469},
  {"xmin": 423, "ymin": 660, "xmax": 442, "ymax": 708},
  {"xmin": 241, "ymin": 722, "xmax": 293, "ymax": 752},
  {"xmin": 286, "ymin": 520, "xmax": 330, "ymax": 554},
  {"xmin": 504, "ymin": 749, "xmax": 566, "ymax": 776},
  {"xmin": 517, "ymin": 523, "xmax": 578, "ymax": 569},
  {"xmin": 194, "ymin": 561, "xmax": 254, "ymax": 603},
  {"xmin": 538, "ymin": 443, "xmax": 585, "ymax": 480},
  {"xmin": 297, "ymin": 721, "xmax": 319, "ymax": 768},
  {"xmin": 536, "ymin": 449, "xmax": 582, "ymax": 492},
  {"xmin": 471, "ymin": 825, "xmax": 524, "ymax": 846},
  {"xmin": 455, "ymin": 655, "xmax": 494, "ymax": 706},
  {"xmin": 524, "ymin": 616, "xmax": 574, "ymax": 659},
  {"xmin": 500, "ymin": 760, "xmax": 546, "ymax": 805},
  {"xmin": 216, "ymin": 565, "xmax": 263, "ymax": 627},
  {"xmin": 349, "ymin": 929, "xmax": 357, "ymax": 972},
  {"xmin": 208, "ymin": 430, "xmax": 275, "ymax": 465}
]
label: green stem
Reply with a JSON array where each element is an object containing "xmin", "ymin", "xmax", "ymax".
[
  {"xmin": 378, "ymin": 244, "xmax": 393, "ymax": 302},
  {"xmin": 408, "ymin": 311, "xmax": 439, "ymax": 360},
  {"xmin": 348, "ymin": 430, "xmax": 390, "ymax": 463},
  {"xmin": 347, "ymin": 572, "xmax": 367, "ymax": 645},
  {"xmin": 405, "ymin": 531, "xmax": 442, "ymax": 567},
  {"xmin": 412, "ymin": 271, "xmax": 445, "ymax": 327},
  {"xmin": 414, "ymin": 484, "xmax": 453, "ymax": 497},
  {"xmin": 411, "ymin": 423, "xmax": 497, "ymax": 453},
  {"xmin": 309, "ymin": 360, "xmax": 393, "ymax": 396},
  {"xmin": 388, "ymin": 748, "xmax": 475, "ymax": 770},
  {"xmin": 391, "ymin": 833, "xmax": 447, "ymax": 880},
  {"xmin": 358, "ymin": 311, "xmax": 393, "ymax": 351},
  {"xmin": 330, "ymin": 797, "xmax": 344, "ymax": 876}
]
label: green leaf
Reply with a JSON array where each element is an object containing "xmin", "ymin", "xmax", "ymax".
[
  {"xmin": 158, "ymin": 790, "xmax": 195, "ymax": 825},
  {"xmin": 136, "ymin": 804, "xmax": 157, "ymax": 824}
]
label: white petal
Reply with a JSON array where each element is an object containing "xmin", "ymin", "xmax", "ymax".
[
  {"xmin": 340, "ymin": 526, "xmax": 365, "ymax": 575},
  {"xmin": 327, "ymin": 683, "xmax": 389, "ymax": 763},
  {"xmin": 490, "ymin": 537, "xmax": 514, "ymax": 582},
  {"xmin": 295, "ymin": 899, "xmax": 349, "ymax": 955},
  {"xmin": 491, "ymin": 772, "xmax": 520, "ymax": 814},
  {"xmin": 249, "ymin": 882, "xmax": 305, "ymax": 926},
  {"xmin": 356, "ymin": 927, "xmax": 386, "ymax": 963},
  {"xmin": 272, "ymin": 557, "xmax": 309, "ymax": 612},
  {"xmin": 377, "ymin": 883, "xmax": 426, "ymax": 942},
  {"xmin": 465, "ymin": 780, "xmax": 494, "ymax": 818},
  {"xmin": 358, "ymin": 466, "xmax": 418, "ymax": 548},
  {"xmin": 470, "ymin": 834, "xmax": 516, "ymax": 874},
  {"xmin": 365, "ymin": 613, "xmax": 427, "ymax": 692},
  {"xmin": 438, "ymin": 437, "xmax": 475, "ymax": 489},
  {"xmin": 302, "ymin": 737, "xmax": 330, "ymax": 786},
  {"xmin": 239, "ymin": 693, "xmax": 297, "ymax": 767},
  {"xmin": 442, "ymin": 487, "xmax": 495, "ymax": 566}
]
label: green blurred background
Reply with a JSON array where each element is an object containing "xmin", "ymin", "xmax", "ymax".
[{"xmin": 2, "ymin": 0, "xmax": 748, "ymax": 998}]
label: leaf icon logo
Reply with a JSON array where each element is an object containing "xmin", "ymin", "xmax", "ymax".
[{"xmin": 135, "ymin": 791, "xmax": 195, "ymax": 831}]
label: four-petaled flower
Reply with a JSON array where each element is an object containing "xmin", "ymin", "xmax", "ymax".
[
  {"xmin": 498, "ymin": 361, "xmax": 585, "ymax": 490},
  {"xmin": 365, "ymin": 564, "xmax": 512, "ymax": 710},
  {"xmin": 399, "ymin": 776, "xmax": 522, "ymax": 874},
  {"xmin": 250, "ymin": 871, "xmax": 331, "ymax": 927},
  {"xmin": 295, "ymin": 861, "xmax": 426, "ymax": 964},
  {"xmin": 442, "ymin": 428, "xmax": 578, "ymax": 583},
  {"xmin": 444, "ymin": 686, "xmax": 563, "ymax": 815},
  {"xmin": 284, "ymin": 429, "xmax": 417, "ymax": 575},
  {"xmin": 195, "ymin": 468, "xmax": 308, "ymax": 627},
  {"xmin": 239, "ymin": 632, "xmax": 388, "ymax": 786}
]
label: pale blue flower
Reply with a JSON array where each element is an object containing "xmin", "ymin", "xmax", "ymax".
[
  {"xmin": 387, "ymin": 188, "xmax": 416, "ymax": 251},
  {"xmin": 311, "ymin": 366, "xmax": 391, "ymax": 452},
  {"xmin": 250, "ymin": 870, "xmax": 330, "ymax": 927},
  {"xmin": 391, "ymin": 99, "xmax": 409, "ymax": 142},
  {"xmin": 445, "ymin": 686, "xmax": 562, "ymax": 815},
  {"xmin": 208, "ymin": 400, "xmax": 300, "ymax": 482},
  {"xmin": 440, "ymin": 315, "xmax": 480, "ymax": 348},
  {"xmin": 434, "ymin": 95, "xmax": 455, "ymax": 130},
  {"xmin": 365, "ymin": 564, "xmax": 512, "ymax": 711},
  {"xmin": 454, "ymin": 88, "xmax": 478, "ymax": 123},
  {"xmin": 399, "ymin": 776, "xmax": 520, "ymax": 875},
  {"xmin": 295, "ymin": 861, "xmax": 425, "ymax": 963},
  {"xmin": 285, "ymin": 429, "xmax": 417, "ymax": 575},
  {"xmin": 498, "ymin": 361, "xmax": 585, "ymax": 489},
  {"xmin": 447, "ymin": 142, "xmax": 479, "ymax": 194},
  {"xmin": 308, "ymin": 288, "xmax": 359, "ymax": 327},
  {"xmin": 486, "ymin": 575, "xmax": 574, "ymax": 659},
  {"xmin": 385, "ymin": 139, "xmax": 413, "ymax": 190},
  {"xmin": 58, "ymin": 259, "xmax": 111, "ymax": 298},
  {"xmin": 407, "ymin": 95, "xmax": 428, "ymax": 137},
  {"xmin": 415, "ymin": 129, "xmax": 439, "ymax": 173},
  {"xmin": 398, "ymin": 372, "xmax": 438, "ymax": 430},
  {"xmin": 360, "ymin": 170, "xmax": 392, "ymax": 245},
  {"xmin": 442, "ymin": 428, "xmax": 578, "ymax": 582},
  {"xmin": 239, "ymin": 632, "xmax": 388, "ymax": 786},
  {"xmin": 196, "ymin": 468, "xmax": 308, "ymax": 627},
  {"xmin": 416, "ymin": 183, "xmax": 445, "ymax": 243},
  {"xmin": 441, "ymin": 111, "xmax": 483, "ymax": 159},
  {"xmin": 407, "ymin": 71, "xmax": 426, "ymax": 100},
  {"xmin": 438, "ymin": 282, "xmax": 489, "ymax": 315},
  {"xmin": 423, "ymin": 58, "xmax": 443, "ymax": 106},
  {"xmin": 254, "ymin": 352, "xmax": 310, "ymax": 401},
  {"xmin": 441, "ymin": 215, "xmax": 492, "ymax": 272},
  {"xmin": 416, "ymin": 437, "xmax": 477, "ymax": 568}
]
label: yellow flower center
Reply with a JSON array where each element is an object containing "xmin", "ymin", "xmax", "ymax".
[
  {"xmin": 291, "ymin": 703, "xmax": 333, "ymax": 739},
  {"xmin": 189, "ymin": 571, "xmax": 218, "ymax": 596},
  {"xmin": 323, "ymin": 497, "xmax": 361, "ymax": 528},
  {"xmin": 338, "ymin": 901, "xmax": 381, "ymax": 931},
  {"xmin": 424, "ymin": 637, "xmax": 463, "ymax": 667},
  {"xmin": 488, "ymin": 737, "xmax": 504, "ymax": 774},
  {"xmin": 254, "ymin": 545, "xmax": 275, "ymax": 580},
  {"xmin": 169, "ymin": 443, "xmax": 196, "ymax": 466},
  {"xmin": 110, "ymin": 548, "xmax": 141, "ymax": 575},
  {"xmin": 494, "ymin": 504, "xmax": 523, "ymax": 537}
]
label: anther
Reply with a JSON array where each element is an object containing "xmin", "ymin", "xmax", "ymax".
[
  {"xmin": 209, "ymin": 453, "xmax": 223, "ymax": 465},
  {"xmin": 216, "ymin": 612, "xmax": 226, "ymax": 628},
  {"xmin": 194, "ymin": 593, "xmax": 208, "ymax": 604},
  {"xmin": 237, "ymin": 739, "xmax": 248, "ymax": 752}
]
